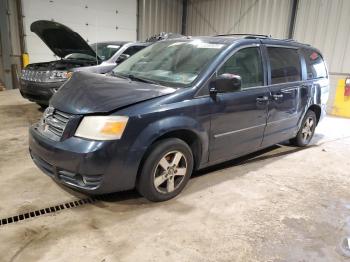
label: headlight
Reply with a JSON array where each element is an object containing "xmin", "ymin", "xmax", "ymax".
[
  {"xmin": 49, "ymin": 70, "xmax": 70, "ymax": 81},
  {"xmin": 75, "ymin": 116, "xmax": 129, "ymax": 140}
]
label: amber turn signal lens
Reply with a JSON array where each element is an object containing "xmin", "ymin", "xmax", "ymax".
[
  {"xmin": 66, "ymin": 72, "xmax": 73, "ymax": 79},
  {"xmin": 101, "ymin": 121, "xmax": 127, "ymax": 135}
]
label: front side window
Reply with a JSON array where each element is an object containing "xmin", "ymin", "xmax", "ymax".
[
  {"xmin": 113, "ymin": 40, "xmax": 227, "ymax": 87},
  {"xmin": 268, "ymin": 47, "xmax": 301, "ymax": 84},
  {"xmin": 218, "ymin": 47, "xmax": 263, "ymax": 89},
  {"xmin": 302, "ymin": 49, "xmax": 327, "ymax": 79}
]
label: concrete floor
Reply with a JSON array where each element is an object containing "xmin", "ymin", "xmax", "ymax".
[{"xmin": 1, "ymin": 89, "xmax": 350, "ymax": 262}]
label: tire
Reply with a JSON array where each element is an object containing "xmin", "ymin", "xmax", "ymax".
[
  {"xmin": 290, "ymin": 110, "xmax": 317, "ymax": 147},
  {"xmin": 136, "ymin": 138, "xmax": 194, "ymax": 202}
]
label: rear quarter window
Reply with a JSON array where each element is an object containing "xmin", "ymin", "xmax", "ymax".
[
  {"xmin": 123, "ymin": 45, "xmax": 146, "ymax": 56},
  {"xmin": 267, "ymin": 47, "xmax": 301, "ymax": 84},
  {"xmin": 302, "ymin": 49, "xmax": 327, "ymax": 79}
]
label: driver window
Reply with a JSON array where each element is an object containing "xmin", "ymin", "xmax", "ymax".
[{"xmin": 218, "ymin": 47, "xmax": 263, "ymax": 89}]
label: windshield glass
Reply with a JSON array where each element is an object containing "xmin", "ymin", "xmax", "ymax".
[
  {"xmin": 90, "ymin": 43, "xmax": 123, "ymax": 61},
  {"xmin": 112, "ymin": 40, "xmax": 227, "ymax": 87}
]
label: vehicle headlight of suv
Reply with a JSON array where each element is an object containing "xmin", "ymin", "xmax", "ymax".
[
  {"xmin": 49, "ymin": 70, "xmax": 72, "ymax": 81},
  {"xmin": 75, "ymin": 116, "xmax": 129, "ymax": 140}
]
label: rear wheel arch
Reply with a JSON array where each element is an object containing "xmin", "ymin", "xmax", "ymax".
[{"xmin": 308, "ymin": 104, "xmax": 321, "ymax": 124}]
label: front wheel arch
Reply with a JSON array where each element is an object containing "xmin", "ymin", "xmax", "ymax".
[
  {"xmin": 123, "ymin": 116, "xmax": 208, "ymax": 189},
  {"xmin": 136, "ymin": 129, "xmax": 203, "ymax": 186}
]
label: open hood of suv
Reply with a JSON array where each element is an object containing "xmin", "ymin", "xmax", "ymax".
[
  {"xmin": 31, "ymin": 20, "xmax": 99, "ymax": 59},
  {"xmin": 51, "ymin": 72, "xmax": 176, "ymax": 114}
]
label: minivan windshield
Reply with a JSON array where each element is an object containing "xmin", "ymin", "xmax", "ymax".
[{"xmin": 112, "ymin": 40, "xmax": 227, "ymax": 87}]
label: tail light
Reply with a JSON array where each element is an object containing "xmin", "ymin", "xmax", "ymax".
[{"xmin": 345, "ymin": 77, "xmax": 350, "ymax": 97}]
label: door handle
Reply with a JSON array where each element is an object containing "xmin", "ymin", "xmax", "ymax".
[
  {"xmin": 256, "ymin": 96, "xmax": 269, "ymax": 102},
  {"xmin": 272, "ymin": 94, "xmax": 283, "ymax": 100}
]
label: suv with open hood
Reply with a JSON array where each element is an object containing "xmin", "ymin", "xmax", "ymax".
[{"xmin": 19, "ymin": 20, "xmax": 150, "ymax": 107}]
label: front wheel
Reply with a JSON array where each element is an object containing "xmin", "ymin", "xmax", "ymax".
[
  {"xmin": 290, "ymin": 110, "xmax": 317, "ymax": 147},
  {"xmin": 137, "ymin": 138, "xmax": 193, "ymax": 202}
]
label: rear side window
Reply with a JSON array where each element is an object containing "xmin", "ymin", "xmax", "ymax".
[
  {"xmin": 123, "ymin": 46, "xmax": 146, "ymax": 56},
  {"xmin": 218, "ymin": 47, "xmax": 263, "ymax": 89},
  {"xmin": 267, "ymin": 47, "xmax": 301, "ymax": 84},
  {"xmin": 303, "ymin": 49, "xmax": 327, "ymax": 79}
]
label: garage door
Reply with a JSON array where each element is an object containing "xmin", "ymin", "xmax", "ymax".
[{"xmin": 22, "ymin": 0, "xmax": 137, "ymax": 63}]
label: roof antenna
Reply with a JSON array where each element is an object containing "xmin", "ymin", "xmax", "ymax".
[
  {"xmin": 95, "ymin": 43, "xmax": 98, "ymax": 65},
  {"xmin": 95, "ymin": 16, "xmax": 98, "ymax": 65}
]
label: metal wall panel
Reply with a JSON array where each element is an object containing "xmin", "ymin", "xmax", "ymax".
[
  {"xmin": 294, "ymin": 0, "xmax": 350, "ymax": 74},
  {"xmin": 0, "ymin": 0, "xmax": 22, "ymax": 89},
  {"xmin": 186, "ymin": 0, "xmax": 292, "ymax": 38},
  {"xmin": 138, "ymin": 0, "xmax": 183, "ymax": 41}
]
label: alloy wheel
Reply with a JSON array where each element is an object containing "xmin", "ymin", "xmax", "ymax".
[
  {"xmin": 301, "ymin": 116, "xmax": 314, "ymax": 143},
  {"xmin": 153, "ymin": 151, "xmax": 188, "ymax": 194}
]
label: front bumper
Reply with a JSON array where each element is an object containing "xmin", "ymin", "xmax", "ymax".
[
  {"xmin": 29, "ymin": 124, "xmax": 137, "ymax": 194},
  {"xmin": 19, "ymin": 80, "xmax": 65, "ymax": 105}
]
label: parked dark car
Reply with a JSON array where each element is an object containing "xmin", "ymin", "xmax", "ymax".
[
  {"xmin": 19, "ymin": 20, "xmax": 150, "ymax": 107},
  {"xmin": 29, "ymin": 35, "xmax": 329, "ymax": 201}
]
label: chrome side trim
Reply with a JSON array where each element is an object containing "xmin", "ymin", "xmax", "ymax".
[
  {"xmin": 214, "ymin": 123, "xmax": 266, "ymax": 138},
  {"xmin": 214, "ymin": 115, "xmax": 300, "ymax": 138},
  {"xmin": 281, "ymin": 87, "xmax": 298, "ymax": 92},
  {"xmin": 267, "ymin": 115, "xmax": 299, "ymax": 125}
]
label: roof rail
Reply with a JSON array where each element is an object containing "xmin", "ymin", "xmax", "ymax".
[
  {"xmin": 283, "ymin": 38, "xmax": 311, "ymax": 46},
  {"xmin": 214, "ymin": 33, "xmax": 271, "ymax": 39}
]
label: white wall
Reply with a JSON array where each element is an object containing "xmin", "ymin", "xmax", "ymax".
[{"xmin": 22, "ymin": 0, "xmax": 137, "ymax": 63}]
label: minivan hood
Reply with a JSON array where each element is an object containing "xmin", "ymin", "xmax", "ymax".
[
  {"xmin": 31, "ymin": 20, "xmax": 98, "ymax": 59},
  {"xmin": 51, "ymin": 72, "xmax": 176, "ymax": 114}
]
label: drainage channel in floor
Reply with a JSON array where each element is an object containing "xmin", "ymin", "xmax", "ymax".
[{"xmin": 0, "ymin": 196, "xmax": 104, "ymax": 227}]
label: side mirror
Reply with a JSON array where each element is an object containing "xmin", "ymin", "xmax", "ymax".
[
  {"xmin": 116, "ymin": 53, "xmax": 130, "ymax": 64},
  {"xmin": 209, "ymin": 74, "xmax": 242, "ymax": 94}
]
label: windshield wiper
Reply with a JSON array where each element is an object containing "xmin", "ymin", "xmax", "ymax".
[
  {"xmin": 111, "ymin": 72, "xmax": 160, "ymax": 85},
  {"xmin": 110, "ymin": 71, "xmax": 127, "ymax": 79},
  {"xmin": 126, "ymin": 74, "xmax": 159, "ymax": 85}
]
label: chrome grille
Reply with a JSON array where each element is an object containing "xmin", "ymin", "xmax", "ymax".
[
  {"xmin": 21, "ymin": 70, "xmax": 51, "ymax": 82},
  {"xmin": 41, "ymin": 107, "xmax": 72, "ymax": 140},
  {"xmin": 21, "ymin": 69, "xmax": 68, "ymax": 83},
  {"xmin": 48, "ymin": 110, "xmax": 70, "ymax": 136}
]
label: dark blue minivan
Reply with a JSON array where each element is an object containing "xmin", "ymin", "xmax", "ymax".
[{"xmin": 29, "ymin": 35, "xmax": 329, "ymax": 201}]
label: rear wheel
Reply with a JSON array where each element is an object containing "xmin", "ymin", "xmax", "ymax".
[
  {"xmin": 290, "ymin": 110, "xmax": 317, "ymax": 147},
  {"xmin": 137, "ymin": 138, "xmax": 193, "ymax": 202}
]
